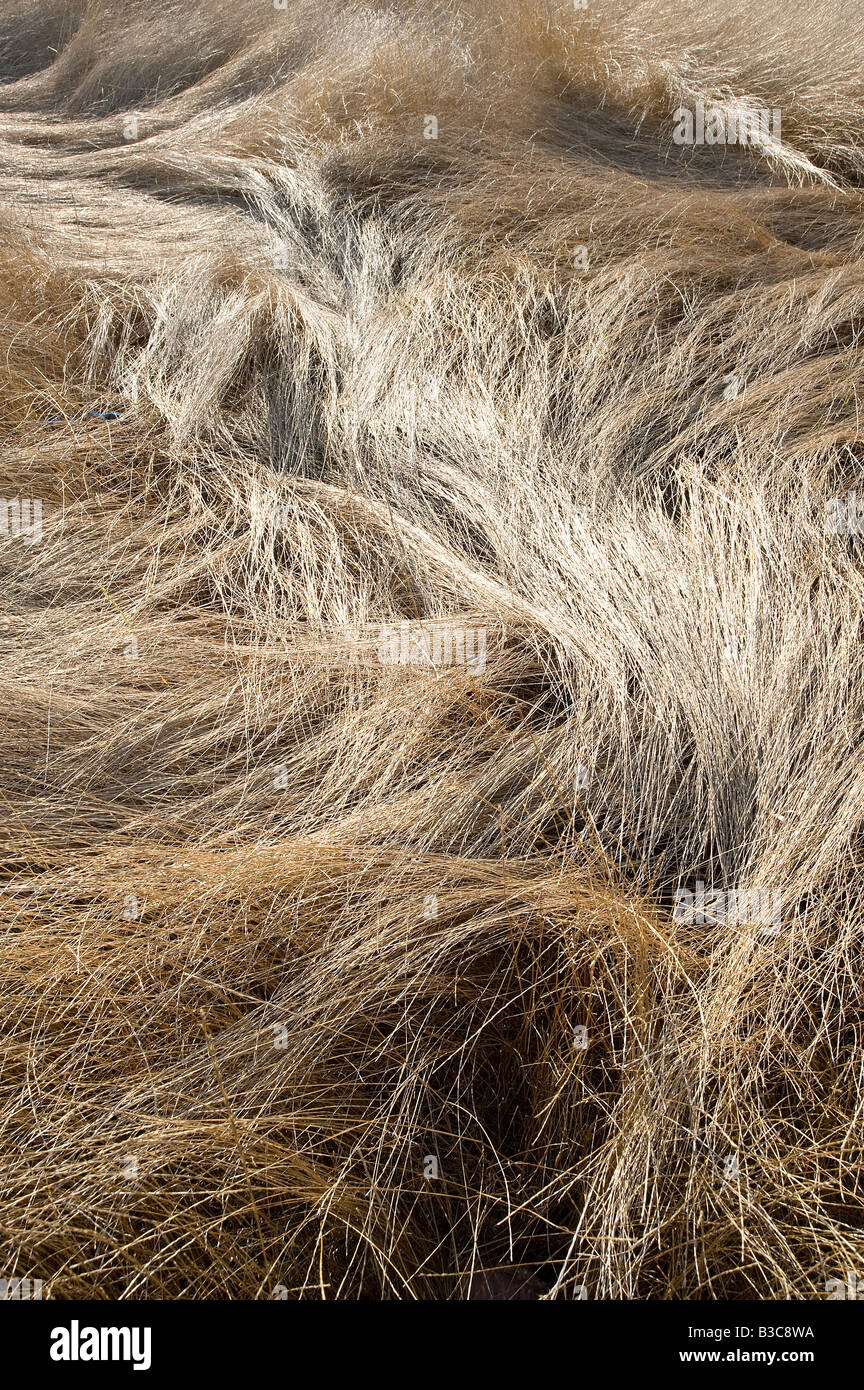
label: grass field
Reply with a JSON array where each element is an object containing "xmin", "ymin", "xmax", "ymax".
[{"xmin": 1, "ymin": 0, "xmax": 864, "ymax": 1299}]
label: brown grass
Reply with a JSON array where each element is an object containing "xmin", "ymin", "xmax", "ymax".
[{"xmin": 1, "ymin": 0, "xmax": 863, "ymax": 1299}]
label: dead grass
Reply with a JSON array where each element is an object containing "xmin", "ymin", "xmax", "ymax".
[{"xmin": 0, "ymin": 0, "xmax": 863, "ymax": 1299}]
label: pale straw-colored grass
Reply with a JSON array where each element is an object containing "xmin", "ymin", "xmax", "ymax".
[{"xmin": 1, "ymin": 0, "xmax": 863, "ymax": 1298}]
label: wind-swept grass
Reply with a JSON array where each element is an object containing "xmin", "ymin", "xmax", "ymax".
[{"xmin": 0, "ymin": 0, "xmax": 863, "ymax": 1299}]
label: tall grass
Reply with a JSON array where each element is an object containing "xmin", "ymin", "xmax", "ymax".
[{"xmin": 1, "ymin": 0, "xmax": 863, "ymax": 1298}]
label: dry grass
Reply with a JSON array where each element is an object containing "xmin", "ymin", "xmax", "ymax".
[{"xmin": 1, "ymin": 0, "xmax": 863, "ymax": 1300}]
